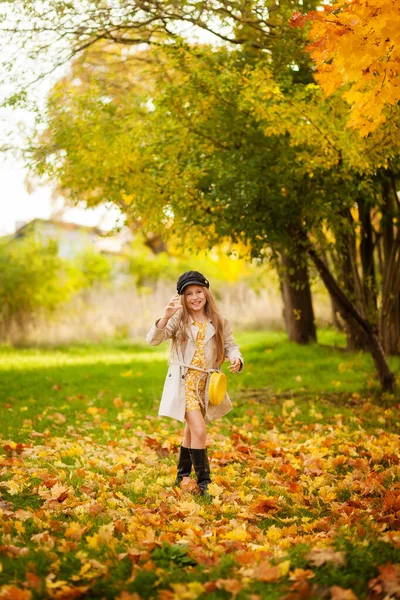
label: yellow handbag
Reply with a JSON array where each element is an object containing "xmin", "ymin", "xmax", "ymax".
[{"xmin": 208, "ymin": 371, "xmax": 227, "ymax": 406}]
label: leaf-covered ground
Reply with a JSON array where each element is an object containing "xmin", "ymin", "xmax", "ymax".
[{"xmin": 1, "ymin": 332, "xmax": 400, "ymax": 600}]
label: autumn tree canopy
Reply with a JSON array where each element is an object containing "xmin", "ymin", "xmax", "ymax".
[{"xmin": 291, "ymin": 0, "xmax": 400, "ymax": 136}]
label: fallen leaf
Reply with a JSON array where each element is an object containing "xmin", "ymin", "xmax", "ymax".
[
  {"xmin": 253, "ymin": 560, "xmax": 282, "ymax": 582},
  {"xmin": 0, "ymin": 587, "xmax": 32, "ymax": 600},
  {"xmin": 113, "ymin": 397, "xmax": 124, "ymax": 408},
  {"xmin": 289, "ymin": 568, "xmax": 315, "ymax": 581},
  {"xmin": 249, "ymin": 496, "xmax": 280, "ymax": 514},
  {"xmin": 0, "ymin": 545, "xmax": 29, "ymax": 557},
  {"xmin": 376, "ymin": 563, "xmax": 400, "ymax": 596},
  {"xmin": 207, "ymin": 482, "xmax": 224, "ymax": 497},
  {"xmin": 306, "ymin": 547, "xmax": 345, "ymax": 568},
  {"xmin": 49, "ymin": 412, "xmax": 66, "ymax": 424},
  {"xmin": 65, "ymin": 522, "xmax": 86, "ymax": 541},
  {"xmin": 330, "ymin": 586, "xmax": 358, "ymax": 600},
  {"xmin": 24, "ymin": 573, "xmax": 42, "ymax": 592},
  {"xmin": 224, "ymin": 527, "xmax": 251, "ymax": 542},
  {"xmin": 115, "ymin": 593, "xmax": 142, "ymax": 600},
  {"xmin": 215, "ymin": 578, "xmax": 243, "ymax": 596},
  {"xmin": 180, "ymin": 477, "xmax": 200, "ymax": 494},
  {"xmin": 38, "ymin": 482, "xmax": 70, "ymax": 502}
]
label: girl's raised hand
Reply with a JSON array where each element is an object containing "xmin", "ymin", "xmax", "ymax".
[
  {"xmin": 228, "ymin": 358, "xmax": 241, "ymax": 373},
  {"xmin": 163, "ymin": 294, "xmax": 183, "ymax": 319}
]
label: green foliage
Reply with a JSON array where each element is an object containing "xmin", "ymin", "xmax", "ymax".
[
  {"xmin": 30, "ymin": 41, "xmax": 400, "ymax": 262},
  {"xmin": 74, "ymin": 247, "xmax": 113, "ymax": 288},
  {"xmin": 0, "ymin": 238, "xmax": 116, "ymax": 341},
  {"xmin": 126, "ymin": 570, "xmax": 159, "ymax": 598},
  {"xmin": 128, "ymin": 249, "xmax": 179, "ymax": 287},
  {"xmin": 0, "ymin": 236, "xmax": 75, "ymax": 337},
  {"xmin": 152, "ymin": 543, "xmax": 197, "ymax": 568}
]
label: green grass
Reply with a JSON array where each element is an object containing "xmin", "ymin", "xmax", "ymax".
[
  {"xmin": 1, "ymin": 328, "xmax": 398, "ymax": 441},
  {"xmin": 0, "ymin": 331, "xmax": 400, "ymax": 441}
]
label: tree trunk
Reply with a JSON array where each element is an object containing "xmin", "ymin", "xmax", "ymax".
[
  {"xmin": 144, "ymin": 232, "xmax": 168, "ymax": 254},
  {"xmin": 278, "ymin": 248, "xmax": 317, "ymax": 344},
  {"xmin": 306, "ymin": 241, "xmax": 396, "ymax": 393},
  {"xmin": 383, "ymin": 295, "xmax": 400, "ymax": 355},
  {"xmin": 357, "ymin": 197, "xmax": 377, "ymax": 314},
  {"xmin": 379, "ymin": 174, "xmax": 400, "ymax": 354},
  {"xmin": 331, "ymin": 210, "xmax": 370, "ymax": 352}
]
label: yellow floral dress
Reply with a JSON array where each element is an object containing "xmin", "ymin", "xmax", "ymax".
[{"xmin": 185, "ymin": 321, "xmax": 207, "ymax": 414}]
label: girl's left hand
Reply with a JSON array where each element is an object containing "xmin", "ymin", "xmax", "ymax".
[{"xmin": 229, "ymin": 358, "xmax": 241, "ymax": 373}]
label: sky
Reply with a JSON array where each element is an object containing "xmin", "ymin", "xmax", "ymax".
[
  {"xmin": 0, "ymin": 79, "xmax": 125, "ymax": 235},
  {"xmin": 0, "ymin": 106, "xmax": 123, "ymax": 236},
  {"xmin": 0, "ymin": 9, "xmax": 217, "ymax": 237},
  {"xmin": 0, "ymin": 155, "xmax": 123, "ymax": 236},
  {"xmin": 0, "ymin": 7, "xmax": 124, "ymax": 237}
]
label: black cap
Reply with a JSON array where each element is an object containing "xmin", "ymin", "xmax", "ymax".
[{"xmin": 177, "ymin": 271, "xmax": 210, "ymax": 295}]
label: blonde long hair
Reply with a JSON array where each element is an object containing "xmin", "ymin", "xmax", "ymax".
[{"xmin": 171, "ymin": 287, "xmax": 225, "ymax": 367}]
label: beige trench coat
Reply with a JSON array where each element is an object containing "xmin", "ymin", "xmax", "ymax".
[{"xmin": 146, "ymin": 312, "xmax": 244, "ymax": 423}]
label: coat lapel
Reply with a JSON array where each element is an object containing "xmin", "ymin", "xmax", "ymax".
[
  {"xmin": 186, "ymin": 318, "xmax": 215, "ymax": 345},
  {"xmin": 204, "ymin": 320, "xmax": 216, "ymax": 344},
  {"xmin": 188, "ymin": 321, "xmax": 199, "ymax": 343}
]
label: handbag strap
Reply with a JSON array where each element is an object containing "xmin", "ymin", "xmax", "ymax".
[{"xmin": 170, "ymin": 362, "xmax": 220, "ymax": 409}]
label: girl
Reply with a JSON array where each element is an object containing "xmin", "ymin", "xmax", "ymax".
[{"xmin": 146, "ymin": 270, "xmax": 243, "ymax": 495}]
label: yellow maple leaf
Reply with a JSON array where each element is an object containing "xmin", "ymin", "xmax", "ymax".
[
  {"xmin": 0, "ymin": 480, "xmax": 21, "ymax": 495},
  {"xmin": 279, "ymin": 560, "xmax": 291, "ymax": 577},
  {"xmin": 14, "ymin": 522, "xmax": 25, "ymax": 535},
  {"xmin": 170, "ymin": 582, "xmax": 204, "ymax": 599},
  {"xmin": 224, "ymin": 527, "xmax": 251, "ymax": 542},
  {"xmin": 207, "ymin": 482, "xmax": 224, "ymax": 497}
]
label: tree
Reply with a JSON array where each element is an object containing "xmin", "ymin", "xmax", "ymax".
[
  {"xmin": 291, "ymin": 0, "xmax": 400, "ymax": 136},
  {"xmin": 29, "ymin": 42, "xmax": 400, "ymax": 390}
]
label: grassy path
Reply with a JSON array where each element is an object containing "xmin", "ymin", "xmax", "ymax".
[{"xmin": 0, "ymin": 331, "xmax": 400, "ymax": 599}]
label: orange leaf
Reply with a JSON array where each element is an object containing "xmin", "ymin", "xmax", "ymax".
[
  {"xmin": 65, "ymin": 522, "xmax": 86, "ymax": 541},
  {"xmin": 249, "ymin": 496, "xmax": 280, "ymax": 514},
  {"xmin": 180, "ymin": 477, "xmax": 200, "ymax": 494},
  {"xmin": 215, "ymin": 578, "xmax": 243, "ymax": 596},
  {"xmin": 24, "ymin": 573, "xmax": 42, "ymax": 592},
  {"xmin": 330, "ymin": 586, "xmax": 358, "ymax": 600},
  {"xmin": 115, "ymin": 593, "xmax": 142, "ymax": 600},
  {"xmin": 0, "ymin": 587, "xmax": 32, "ymax": 600},
  {"xmin": 253, "ymin": 561, "xmax": 281, "ymax": 582},
  {"xmin": 377, "ymin": 563, "xmax": 400, "ymax": 596},
  {"xmin": 0, "ymin": 545, "xmax": 29, "ymax": 557}
]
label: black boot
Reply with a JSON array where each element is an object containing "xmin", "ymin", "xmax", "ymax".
[
  {"xmin": 174, "ymin": 445, "xmax": 192, "ymax": 485},
  {"xmin": 189, "ymin": 448, "xmax": 212, "ymax": 496}
]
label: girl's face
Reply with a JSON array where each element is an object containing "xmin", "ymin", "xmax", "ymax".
[{"xmin": 184, "ymin": 285, "xmax": 207, "ymax": 315}]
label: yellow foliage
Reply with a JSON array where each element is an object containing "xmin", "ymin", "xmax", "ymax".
[
  {"xmin": 293, "ymin": 0, "xmax": 400, "ymax": 134},
  {"xmin": 224, "ymin": 527, "xmax": 251, "ymax": 542}
]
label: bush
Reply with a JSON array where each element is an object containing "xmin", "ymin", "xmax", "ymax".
[
  {"xmin": 74, "ymin": 248, "xmax": 113, "ymax": 288},
  {"xmin": 0, "ymin": 237, "xmax": 77, "ymax": 339}
]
